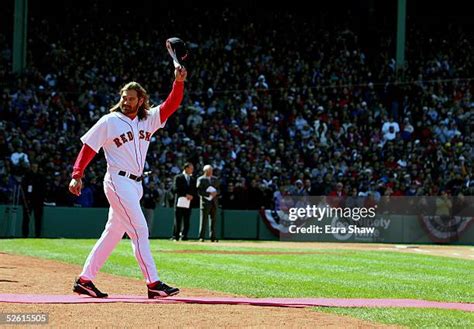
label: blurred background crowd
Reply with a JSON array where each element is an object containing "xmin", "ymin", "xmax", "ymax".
[{"xmin": 0, "ymin": 2, "xmax": 472, "ymax": 209}]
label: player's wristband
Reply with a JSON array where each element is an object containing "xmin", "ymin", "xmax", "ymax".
[{"xmin": 71, "ymin": 144, "xmax": 97, "ymax": 179}]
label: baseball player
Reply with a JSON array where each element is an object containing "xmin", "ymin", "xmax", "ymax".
[{"xmin": 68, "ymin": 67, "xmax": 187, "ymax": 298}]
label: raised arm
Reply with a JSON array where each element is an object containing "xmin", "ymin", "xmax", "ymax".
[{"xmin": 159, "ymin": 67, "xmax": 187, "ymax": 123}]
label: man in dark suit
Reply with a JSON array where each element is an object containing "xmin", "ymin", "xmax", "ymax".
[
  {"xmin": 172, "ymin": 162, "xmax": 196, "ymax": 241},
  {"xmin": 197, "ymin": 164, "xmax": 220, "ymax": 242},
  {"xmin": 21, "ymin": 163, "xmax": 46, "ymax": 237}
]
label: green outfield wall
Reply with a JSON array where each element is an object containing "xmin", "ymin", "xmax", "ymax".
[
  {"xmin": 0, "ymin": 205, "xmax": 472, "ymax": 244},
  {"xmin": 0, "ymin": 205, "xmax": 276, "ymax": 240}
]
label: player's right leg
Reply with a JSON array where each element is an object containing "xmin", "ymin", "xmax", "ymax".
[
  {"xmin": 79, "ymin": 206, "xmax": 125, "ymax": 281},
  {"xmin": 73, "ymin": 277, "xmax": 109, "ymax": 298},
  {"xmin": 73, "ymin": 193, "xmax": 125, "ymax": 298}
]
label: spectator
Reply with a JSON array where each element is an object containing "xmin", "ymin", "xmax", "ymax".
[
  {"xmin": 21, "ymin": 163, "xmax": 46, "ymax": 237},
  {"xmin": 436, "ymin": 190, "xmax": 452, "ymax": 217},
  {"xmin": 74, "ymin": 180, "xmax": 94, "ymax": 207},
  {"xmin": 221, "ymin": 182, "xmax": 238, "ymax": 209},
  {"xmin": 172, "ymin": 162, "xmax": 196, "ymax": 241},
  {"xmin": 247, "ymin": 179, "xmax": 264, "ymax": 209},
  {"xmin": 0, "ymin": 6, "xmax": 471, "ymax": 210},
  {"xmin": 329, "ymin": 182, "xmax": 346, "ymax": 197},
  {"xmin": 142, "ymin": 181, "xmax": 160, "ymax": 236},
  {"xmin": 197, "ymin": 165, "xmax": 220, "ymax": 242},
  {"xmin": 10, "ymin": 146, "xmax": 29, "ymax": 167},
  {"xmin": 162, "ymin": 178, "xmax": 175, "ymax": 208}
]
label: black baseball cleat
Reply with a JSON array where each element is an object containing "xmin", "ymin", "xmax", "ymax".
[
  {"xmin": 147, "ymin": 281, "xmax": 180, "ymax": 299},
  {"xmin": 73, "ymin": 278, "xmax": 108, "ymax": 298}
]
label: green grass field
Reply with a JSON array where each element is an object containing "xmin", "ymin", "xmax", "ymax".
[{"xmin": 1, "ymin": 239, "xmax": 473, "ymax": 328}]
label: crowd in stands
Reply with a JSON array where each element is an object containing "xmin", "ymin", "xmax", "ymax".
[{"xmin": 0, "ymin": 6, "xmax": 472, "ymax": 209}]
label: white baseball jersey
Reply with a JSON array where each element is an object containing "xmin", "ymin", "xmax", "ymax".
[
  {"xmin": 78, "ymin": 105, "xmax": 166, "ymax": 284},
  {"xmin": 80, "ymin": 106, "xmax": 166, "ymax": 176}
]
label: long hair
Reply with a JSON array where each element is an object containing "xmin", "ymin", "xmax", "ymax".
[{"xmin": 110, "ymin": 81, "xmax": 150, "ymax": 120}]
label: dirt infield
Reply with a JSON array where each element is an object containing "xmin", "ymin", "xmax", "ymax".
[{"xmin": 0, "ymin": 252, "xmax": 398, "ymax": 328}]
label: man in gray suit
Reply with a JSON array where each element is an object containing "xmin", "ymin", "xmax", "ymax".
[{"xmin": 197, "ymin": 164, "xmax": 220, "ymax": 242}]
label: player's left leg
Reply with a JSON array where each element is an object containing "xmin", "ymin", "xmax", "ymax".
[{"xmin": 118, "ymin": 196, "xmax": 180, "ymax": 297}]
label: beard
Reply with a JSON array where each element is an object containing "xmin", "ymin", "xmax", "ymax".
[{"xmin": 120, "ymin": 104, "xmax": 138, "ymax": 115}]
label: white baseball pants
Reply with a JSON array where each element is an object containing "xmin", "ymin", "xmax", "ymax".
[{"xmin": 79, "ymin": 172, "xmax": 159, "ymax": 284}]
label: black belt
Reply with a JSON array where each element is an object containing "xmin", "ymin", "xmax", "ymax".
[{"xmin": 118, "ymin": 171, "xmax": 143, "ymax": 182}]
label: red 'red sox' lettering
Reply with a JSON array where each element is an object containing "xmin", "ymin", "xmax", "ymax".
[
  {"xmin": 113, "ymin": 130, "xmax": 152, "ymax": 147},
  {"xmin": 139, "ymin": 130, "xmax": 151, "ymax": 141},
  {"xmin": 113, "ymin": 138, "xmax": 122, "ymax": 147}
]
